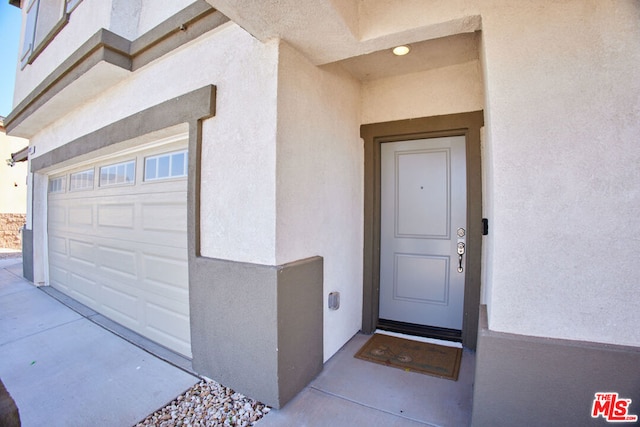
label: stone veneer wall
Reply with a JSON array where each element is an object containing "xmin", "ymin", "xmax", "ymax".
[{"xmin": 0, "ymin": 214, "xmax": 26, "ymax": 249}]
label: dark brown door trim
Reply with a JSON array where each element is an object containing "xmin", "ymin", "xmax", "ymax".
[{"xmin": 360, "ymin": 111, "xmax": 484, "ymax": 350}]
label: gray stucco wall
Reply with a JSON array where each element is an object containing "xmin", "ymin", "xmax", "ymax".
[
  {"xmin": 472, "ymin": 305, "xmax": 640, "ymax": 426},
  {"xmin": 21, "ymin": 227, "xmax": 33, "ymax": 282},
  {"xmin": 189, "ymin": 256, "xmax": 323, "ymax": 409}
]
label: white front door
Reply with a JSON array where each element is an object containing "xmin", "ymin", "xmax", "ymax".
[{"xmin": 379, "ymin": 136, "xmax": 466, "ymax": 330}]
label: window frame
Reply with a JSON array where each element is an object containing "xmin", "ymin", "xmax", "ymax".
[
  {"xmin": 99, "ymin": 160, "xmax": 136, "ymax": 188},
  {"xmin": 48, "ymin": 176, "xmax": 66, "ymax": 194},
  {"xmin": 20, "ymin": 0, "xmax": 83, "ymax": 68},
  {"xmin": 68, "ymin": 168, "xmax": 95, "ymax": 192},
  {"xmin": 144, "ymin": 150, "xmax": 188, "ymax": 182}
]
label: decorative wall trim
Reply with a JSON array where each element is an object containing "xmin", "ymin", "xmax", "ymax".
[
  {"xmin": 472, "ymin": 305, "xmax": 640, "ymax": 426},
  {"xmin": 360, "ymin": 111, "xmax": 484, "ymax": 350},
  {"xmin": 5, "ymin": 1, "xmax": 227, "ymax": 135},
  {"xmin": 30, "ymin": 85, "xmax": 216, "ymax": 171},
  {"xmin": 6, "ymin": 29, "xmax": 131, "ymax": 136}
]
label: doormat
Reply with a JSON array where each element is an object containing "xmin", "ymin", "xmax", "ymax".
[{"xmin": 354, "ymin": 334, "xmax": 462, "ymax": 381}]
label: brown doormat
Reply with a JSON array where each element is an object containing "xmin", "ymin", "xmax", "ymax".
[{"xmin": 354, "ymin": 333, "xmax": 462, "ymax": 381}]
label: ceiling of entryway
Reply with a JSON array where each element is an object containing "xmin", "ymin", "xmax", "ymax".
[
  {"xmin": 332, "ymin": 32, "xmax": 480, "ymax": 81},
  {"xmin": 206, "ymin": 0, "xmax": 482, "ymax": 70}
]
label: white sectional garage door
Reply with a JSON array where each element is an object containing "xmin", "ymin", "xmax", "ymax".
[{"xmin": 47, "ymin": 139, "xmax": 191, "ymax": 357}]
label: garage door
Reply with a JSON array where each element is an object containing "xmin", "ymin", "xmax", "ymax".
[{"xmin": 47, "ymin": 139, "xmax": 191, "ymax": 357}]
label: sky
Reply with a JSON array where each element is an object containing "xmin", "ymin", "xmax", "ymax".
[{"xmin": 0, "ymin": 2, "xmax": 22, "ymax": 118}]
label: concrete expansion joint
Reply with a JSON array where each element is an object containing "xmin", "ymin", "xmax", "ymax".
[{"xmin": 308, "ymin": 386, "xmax": 440, "ymax": 427}]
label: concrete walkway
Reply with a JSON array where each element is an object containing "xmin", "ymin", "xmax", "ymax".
[
  {"xmin": 0, "ymin": 256, "xmax": 198, "ymax": 427},
  {"xmin": 0, "ymin": 255, "xmax": 474, "ymax": 426},
  {"xmin": 258, "ymin": 333, "xmax": 474, "ymax": 427}
]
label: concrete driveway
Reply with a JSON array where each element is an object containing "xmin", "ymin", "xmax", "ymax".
[{"xmin": 0, "ymin": 256, "xmax": 198, "ymax": 427}]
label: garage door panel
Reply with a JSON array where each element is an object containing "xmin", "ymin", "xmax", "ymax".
[
  {"xmin": 49, "ymin": 205, "xmax": 66, "ymax": 227},
  {"xmin": 68, "ymin": 273, "xmax": 99, "ymax": 307},
  {"xmin": 48, "ymin": 141, "xmax": 191, "ymax": 357},
  {"xmin": 146, "ymin": 304, "xmax": 191, "ymax": 355},
  {"xmin": 141, "ymin": 201, "xmax": 187, "ymax": 233},
  {"xmin": 97, "ymin": 245, "xmax": 137, "ymax": 278},
  {"xmin": 49, "ymin": 265, "xmax": 69, "ymax": 291},
  {"xmin": 137, "ymin": 231, "xmax": 187, "ymax": 248},
  {"xmin": 68, "ymin": 239, "xmax": 96, "ymax": 266},
  {"xmin": 144, "ymin": 287, "xmax": 189, "ymax": 317},
  {"xmin": 101, "ymin": 284, "xmax": 139, "ymax": 322},
  {"xmin": 49, "ymin": 235, "xmax": 67, "ymax": 256},
  {"xmin": 97, "ymin": 203, "xmax": 135, "ymax": 229},
  {"xmin": 143, "ymin": 249, "xmax": 187, "ymax": 276},
  {"xmin": 68, "ymin": 205, "xmax": 94, "ymax": 227}
]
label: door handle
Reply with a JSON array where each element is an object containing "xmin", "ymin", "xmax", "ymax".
[{"xmin": 457, "ymin": 242, "xmax": 465, "ymax": 273}]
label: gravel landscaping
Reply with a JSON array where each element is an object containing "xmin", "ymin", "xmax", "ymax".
[{"xmin": 134, "ymin": 379, "xmax": 270, "ymax": 427}]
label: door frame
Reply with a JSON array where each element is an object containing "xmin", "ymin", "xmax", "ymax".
[{"xmin": 361, "ymin": 111, "xmax": 484, "ymax": 350}]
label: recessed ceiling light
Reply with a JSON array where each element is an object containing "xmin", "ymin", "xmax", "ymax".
[{"xmin": 392, "ymin": 45, "xmax": 410, "ymax": 56}]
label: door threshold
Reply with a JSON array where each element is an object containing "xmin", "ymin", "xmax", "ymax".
[
  {"xmin": 378, "ymin": 319, "xmax": 462, "ymax": 344},
  {"xmin": 375, "ymin": 329, "xmax": 463, "ymax": 348}
]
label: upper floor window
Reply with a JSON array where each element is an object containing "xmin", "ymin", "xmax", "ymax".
[{"xmin": 21, "ymin": 0, "xmax": 83, "ymax": 68}]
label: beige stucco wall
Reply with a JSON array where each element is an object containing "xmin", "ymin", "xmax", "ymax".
[
  {"xmin": 275, "ymin": 42, "xmax": 363, "ymax": 361},
  {"xmin": 17, "ymin": 0, "xmax": 639, "ymax": 364},
  {"xmin": 13, "ymin": 0, "xmax": 200, "ymax": 110},
  {"xmin": 27, "ymin": 22, "xmax": 280, "ymax": 268},
  {"xmin": 14, "ymin": 0, "xmax": 113, "ymax": 106},
  {"xmin": 361, "ymin": 60, "xmax": 484, "ymax": 124},
  {"xmin": 480, "ymin": 0, "xmax": 640, "ymax": 346}
]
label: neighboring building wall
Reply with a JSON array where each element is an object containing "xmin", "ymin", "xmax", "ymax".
[
  {"xmin": 275, "ymin": 42, "xmax": 363, "ymax": 361},
  {"xmin": 0, "ymin": 214, "xmax": 26, "ymax": 249},
  {"xmin": 0, "ymin": 124, "xmax": 28, "ymax": 248}
]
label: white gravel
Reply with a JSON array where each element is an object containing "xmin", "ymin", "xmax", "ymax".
[{"xmin": 134, "ymin": 379, "xmax": 270, "ymax": 427}]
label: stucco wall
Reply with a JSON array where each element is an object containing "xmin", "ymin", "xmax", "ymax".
[
  {"xmin": 13, "ymin": 0, "xmax": 200, "ymax": 110},
  {"xmin": 14, "ymin": 0, "xmax": 112, "ymax": 105},
  {"xmin": 359, "ymin": 0, "xmax": 480, "ymax": 41},
  {"xmin": 27, "ymin": 23, "xmax": 279, "ymax": 285},
  {"xmin": 275, "ymin": 42, "xmax": 363, "ymax": 361},
  {"xmin": 480, "ymin": 0, "xmax": 640, "ymax": 346},
  {"xmin": 361, "ymin": 60, "xmax": 484, "ymax": 124},
  {"xmin": 137, "ymin": 0, "xmax": 195, "ymax": 35}
]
